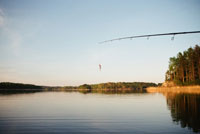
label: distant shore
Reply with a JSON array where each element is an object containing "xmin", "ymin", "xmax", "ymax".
[
  {"xmin": 0, "ymin": 82, "xmax": 157, "ymax": 94},
  {"xmin": 1, "ymin": 82, "xmax": 200, "ymax": 94},
  {"xmin": 147, "ymin": 86, "xmax": 200, "ymax": 94}
]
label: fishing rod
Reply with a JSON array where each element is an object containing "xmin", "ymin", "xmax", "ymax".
[{"xmin": 99, "ymin": 31, "xmax": 200, "ymax": 44}]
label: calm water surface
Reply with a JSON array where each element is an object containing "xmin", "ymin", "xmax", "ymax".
[{"xmin": 0, "ymin": 92, "xmax": 199, "ymax": 134}]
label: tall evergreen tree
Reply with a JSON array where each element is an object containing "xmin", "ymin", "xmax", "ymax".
[{"xmin": 166, "ymin": 45, "xmax": 200, "ymax": 85}]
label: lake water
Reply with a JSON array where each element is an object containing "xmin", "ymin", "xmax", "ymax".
[{"xmin": 0, "ymin": 92, "xmax": 199, "ymax": 134}]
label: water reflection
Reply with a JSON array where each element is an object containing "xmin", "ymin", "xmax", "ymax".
[
  {"xmin": 0, "ymin": 92, "xmax": 198, "ymax": 133},
  {"xmin": 164, "ymin": 93, "xmax": 200, "ymax": 133}
]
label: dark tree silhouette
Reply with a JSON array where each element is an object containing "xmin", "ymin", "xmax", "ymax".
[{"xmin": 165, "ymin": 45, "xmax": 200, "ymax": 85}]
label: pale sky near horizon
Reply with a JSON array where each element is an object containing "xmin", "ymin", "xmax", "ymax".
[{"xmin": 0, "ymin": 0, "xmax": 200, "ymax": 86}]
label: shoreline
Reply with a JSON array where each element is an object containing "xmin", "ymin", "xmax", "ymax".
[
  {"xmin": 147, "ymin": 86, "xmax": 200, "ymax": 94},
  {"xmin": 1, "ymin": 85, "xmax": 200, "ymax": 94}
]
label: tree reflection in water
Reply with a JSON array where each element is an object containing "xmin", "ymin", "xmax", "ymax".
[{"xmin": 165, "ymin": 93, "xmax": 200, "ymax": 133}]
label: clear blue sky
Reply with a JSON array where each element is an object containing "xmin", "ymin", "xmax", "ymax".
[{"xmin": 0, "ymin": 0, "xmax": 200, "ymax": 86}]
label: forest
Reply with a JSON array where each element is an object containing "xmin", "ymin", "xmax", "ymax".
[
  {"xmin": 0, "ymin": 82, "xmax": 43, "ymax": 89},
  {"xmin": 165, "ymin": 45, "xmax": 200, "ymax": 85},
  {"xmin": 78, "ymin": 82, "xmax": 157, "ymax": 93},
  {"xmin": 0, "ymin": 82, "xmax": 157, "ymax": 93}
]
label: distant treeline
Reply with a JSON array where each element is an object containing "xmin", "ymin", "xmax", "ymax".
[
  {"xmin": 78, "ymin": 82, "xmax": 157, "ymax": 93},
  {"xmin": 0, "ymin": 82, "xmax": 158, "ymax": 94},
  {"xmin": 0, "ymin": 82, "xmax": 44, "ymax": 94},
  {"xmin": 165, "ymin": 45, "xmax": 200, "ymax": 85},
  {"xmin": 0, "ymin": 82, "xmax": 43, "ymax": 89}
]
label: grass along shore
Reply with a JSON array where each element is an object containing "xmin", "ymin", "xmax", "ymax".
[{"xmin": 147, "ymin": 86, "xmax": 200, "ymax": 94}]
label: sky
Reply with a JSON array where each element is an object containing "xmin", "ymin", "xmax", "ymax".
[{"xmin": 0, "ymin": 0, "xmax": 200, "ymax": 86}]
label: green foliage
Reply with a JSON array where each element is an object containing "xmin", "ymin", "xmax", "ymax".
[
  {"xmin": 0, "ymin": 82, "xmax": 43, "ymax": 89},
  {"xmin": 0, "ymin": 82, "xmax": 158, "ymax": 94},
  {"xmin": 62, "ymin": 86, "xmax": 77, "ymax": 89},
  {"xmin": 0, "ymin": 82, "xmax": 44, "ymax": 94},
  {"xmin": 78, "ymin": 82, "xmax": 157, "ymax": 93},
  {"xmin": 166, "ymin": 45, "xmax": 200, "ymax": 85},
  {"xmin": 78, "ymin": 84, "xmax": 92, "ymax": 89}
]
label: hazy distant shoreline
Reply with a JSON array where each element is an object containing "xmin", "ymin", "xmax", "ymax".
[
  {"xmin": 0, "ymin": 82, "xmax": 157, "ymax": 94},
  {"xmin": 1, "ymin": 82, "xmax": 200, "ymax": 94}
]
